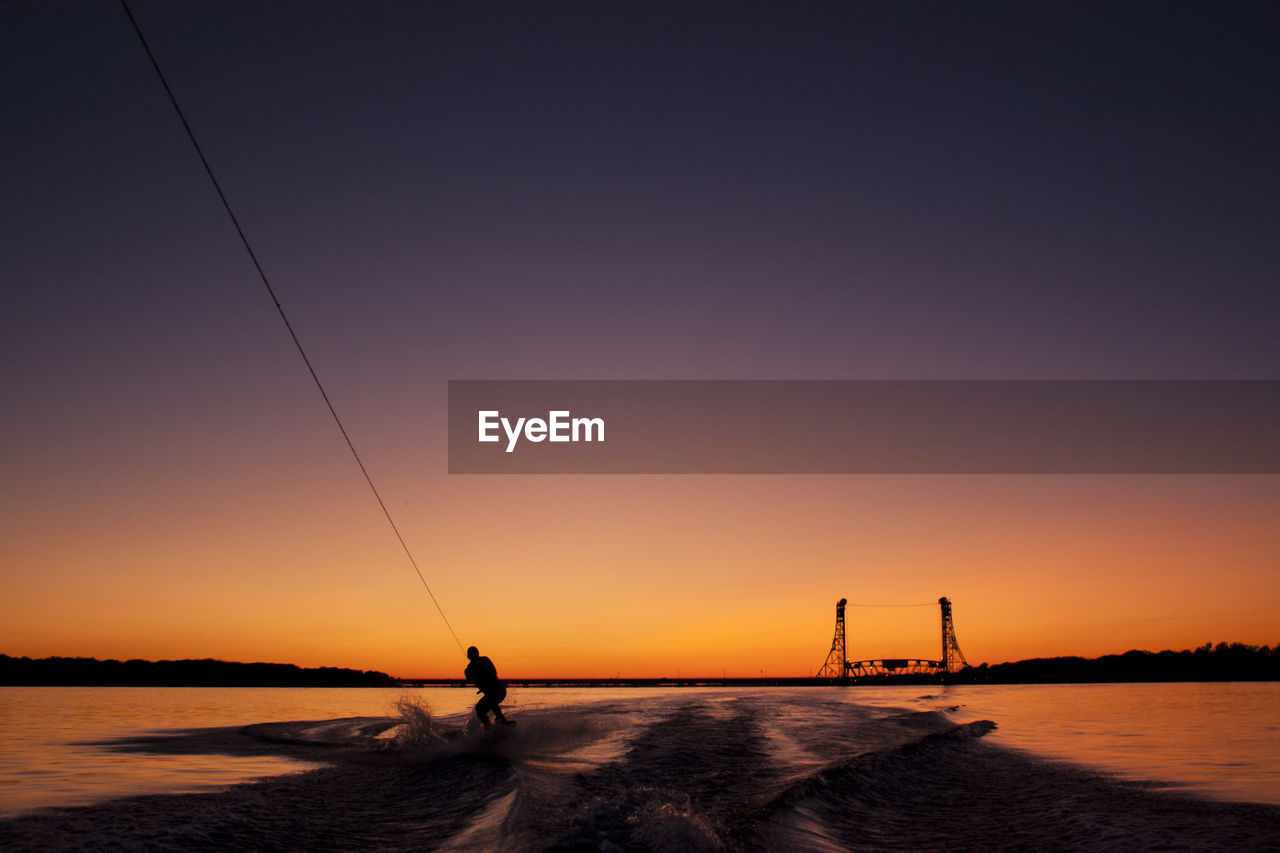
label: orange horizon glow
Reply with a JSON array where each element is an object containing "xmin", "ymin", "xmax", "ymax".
[{"xmin": 4, "ymin": 466, "xmax": 1277, "ymax": 680}]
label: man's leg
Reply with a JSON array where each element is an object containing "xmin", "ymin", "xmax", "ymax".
[
  {"xmin": 491, "ymin": 685, "xmax": 508, "ymax": 723},
  {"xmin": 475, "ymin": 695, "xmax": 493, "ymax": 726}
]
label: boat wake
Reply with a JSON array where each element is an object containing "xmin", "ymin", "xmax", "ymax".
[{"xmin": 2, "ymin": 693, "xmax": 1276, "ymax": 852}]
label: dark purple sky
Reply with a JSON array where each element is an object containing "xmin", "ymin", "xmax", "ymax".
[{"xmin": 5, "ymin": 1, "xmax": 1278, "ymax": 403}]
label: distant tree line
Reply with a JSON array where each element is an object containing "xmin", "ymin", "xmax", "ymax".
[
  {"xmin": 0, "ymin": 655, "xmax": 398, "ymax": 687},
  {"xmin": 948, "ymin": 642, "xmax": 1280, "ymax": 684},
  {"xmin": 5, "ymin": 644, "xmax": 1276, "ymax": 686}
]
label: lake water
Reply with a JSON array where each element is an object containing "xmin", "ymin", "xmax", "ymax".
[{"xmin": 0, "ymin": 683, "xmax": 1277, "ymax": 850}]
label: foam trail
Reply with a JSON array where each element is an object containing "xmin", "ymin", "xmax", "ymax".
[{"xmin": 2, "ymin": 694, "xmax": 1277, "ymax": 853}]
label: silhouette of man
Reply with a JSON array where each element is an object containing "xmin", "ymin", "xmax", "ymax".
[{"xmin": 464, "ymin": 646, "xmax": 509, "ymax": 726}]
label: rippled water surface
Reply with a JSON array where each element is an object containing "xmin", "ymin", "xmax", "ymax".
[
  {"xmin": 840, "ymin": 682, "xmax": 1280, "ymax": 805},
  {"xmin": 0, "ymin": 683, "xmax": 1277, "ymax": 851}
]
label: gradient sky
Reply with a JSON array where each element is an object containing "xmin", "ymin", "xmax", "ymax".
[{"xmin": 2, "ymin": 1, "xmax": 1277, "ymax": 678}]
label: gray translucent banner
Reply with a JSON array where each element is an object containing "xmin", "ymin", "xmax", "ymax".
[{"xmin": 447, "ymin": 380, "xmax": 1280, "ymax": 474}]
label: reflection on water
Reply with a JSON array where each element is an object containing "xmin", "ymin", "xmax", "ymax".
[
  {"xmin": 0, "ymin": 687, "xmax": 430, "ymax": 816},
  {"xmin": 0, "ymin": 682, "xmax": 1276, "ymax": 817},
  {"xmin": 807, "ymin": 682, "xmax": 1280, "ymax": 805}
]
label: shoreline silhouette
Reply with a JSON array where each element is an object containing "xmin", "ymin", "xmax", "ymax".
[
  {"xmin": 2, "ymin": 643, "xmax": 1275, "ymax": 687},
  {"xmin": 0, "ymin": 655, "xmax": 396, "ymax": 687}
]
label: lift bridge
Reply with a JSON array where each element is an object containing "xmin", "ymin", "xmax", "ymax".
[{"xmin": 818, "ymin": 597, "xmax": 968, "ymax": 680}]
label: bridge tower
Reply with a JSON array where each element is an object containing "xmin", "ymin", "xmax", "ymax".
[
  {"xmin": 818, "ymin": 598, "xmax": 849, "ymax": 680},
  {"xmin": 939, "ymin": 597, "xmax": 968, "ymax": 673}
]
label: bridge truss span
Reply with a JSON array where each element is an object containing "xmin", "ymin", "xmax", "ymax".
[{"xmin": 847, "ymin": 658, "xmax": 946, "ymax": 676}]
